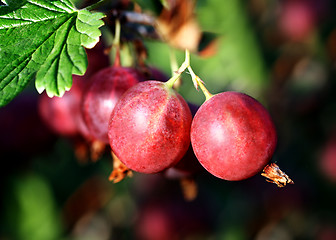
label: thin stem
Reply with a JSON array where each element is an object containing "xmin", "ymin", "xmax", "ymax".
[
  {"xmin": 113, "ymin": 19, "xmax": 121, "ymax": 47},
  {"xmin": 170, "ymin": 49, "xmax": 183, "ymax": 89},
  {"xmin": 187, "ymin": 66, "xmax": 213, "ymax": 101},
  {"xmin": 198, "ymin": 81, "xmax": 213, "ymax": 101},
  {"xmin": 165, "ymin": 50, "xmax": 190, "ymax": 89},
  {"xmin": 184, "ymin": 50, "xmax": 190, "ymax": 67},
  {"xmin": 165, "ymin": 71, "xmax": 182, "ymax": 89},
  {"xmin": 165, "ymin": 49, "xmax": 213, "ymax": 101},
  {"xmin": 113, "ymin": 19, "xmax": 121, "ymax": 67},
  {"xmin": 85, "ymin": 0, "xmax": 109, "ymax": 11},
  {"xmin": 169, "ymin": 49, "xmax": 178, "ymax": 78}
]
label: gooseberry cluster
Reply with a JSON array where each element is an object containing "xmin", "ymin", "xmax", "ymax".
[
  {"xmin": 39, "ymin": 14, "xmax": 292, "ymax": 196},
  {"xmin": 40, "ymin": 49, "xmax": 279, "ymax": 183},
  {"xmin": 107, "ymin": 51, "xmax": 278, "ymax": 183}
]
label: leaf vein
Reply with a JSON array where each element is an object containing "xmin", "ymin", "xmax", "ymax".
[
  {"xmin": 0, "ymin": 15, "xmax": 75, "ymax": 93},
  {"xmin": 27, "ymin": 0, "xmax": 73, "ymax": 13},
  {"xmin": 40, "ymin": 16, "xmax": 76, "ymax": 96},
  {"xmin": 0, "ymin": 57, "xmax": 30, "ymax": 92},
  {"xmin": 53, "ymin": 0, "xmax": 75, "ymax": 12}
]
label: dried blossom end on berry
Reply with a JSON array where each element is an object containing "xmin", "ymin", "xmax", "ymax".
[{"xmin": 261, "ymin": 163, "xmax": 294, "ymax": 187}]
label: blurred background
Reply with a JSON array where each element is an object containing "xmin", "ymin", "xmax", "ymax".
[{"xmin": 2, "ymin": 0, "xmax": 336, "ymax": 239}]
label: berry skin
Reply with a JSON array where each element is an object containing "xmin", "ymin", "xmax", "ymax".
[
  {"xmin": 82, "ymin": 66, "xmax": 140, "ymax": 143},
  {"xmin": 190, "ymin": 91, "xmax": 277, "ymax": 181},
  {"xmin": 38, "ymin": 76, "xmax": 85, "ymax": 136},
  {"xmin": 108, "ymin": 81, "xmax": 192, "ymax": 174},
  {"xmin": 38, "ymin": 42, "xmax": 109, "ymax": 139},
  {"xmin": 164, "ymin": 103, "xmax": 203, "ymax": 179}
]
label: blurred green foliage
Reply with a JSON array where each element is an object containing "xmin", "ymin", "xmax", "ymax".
[{"xmin": 2, "ymin": 174, "xmax": 62, "ymax": 240}]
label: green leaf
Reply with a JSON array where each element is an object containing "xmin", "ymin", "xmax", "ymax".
[{"xmin": 0, "ymin": 0, "xmax": 105, "ymax": 107}]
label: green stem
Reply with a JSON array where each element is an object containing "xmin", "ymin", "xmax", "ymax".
[
  {"xmin": 187, "ymin": 66, "xmax": 213, "ymax": 101},
  {"xmin": 199, "ymin": 81, "xmax": 213, "ymax": 101},
  {"xmin": 165, "ymin": 71, "xmax": 181, "ymax": 89},
  {"xmin": 113, "ymin": 19, "xmax": 121, "ymax": 67},
  {"xmin": 85, "ymin": 0, "xmax": 109, "ymax": 11},
  {"xmin": 113, "ymin": 19, "xmax": 121, "ymax": 47},
  {"xmin": 169, "ymin": 49, "xmax": 178, "ymax": 78},
  {"xmin": 165, "ymin": 49, "xmax": 213, "ymax": 101},
  {"xmin": 165, "ymin": 50, "xmax": 190, "ymax": 89}
]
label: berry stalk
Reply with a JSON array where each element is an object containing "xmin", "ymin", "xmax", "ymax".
[
  {"xmin": 112, "ymin": 19, "xmax": 121, "ymax": 67},
  {"xmin": 169, "ymin": 49, "xmax": 179, "ymax": 77},
  {"xmin": 169, "ymin": 49, "xmax": 181, "ymax": 89},
  {"xmin": 165, "ymin": 50, "xmax": 191, "ymax": 89},
  {"xmin": 165, "ymin": 49, "xmax": 213, "ymax": 101},
  {"xmin": 187, "ymin": 66, "xmax": 212, "ymax": 101}
]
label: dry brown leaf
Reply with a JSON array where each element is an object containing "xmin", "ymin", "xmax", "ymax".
[{"xmin": 156, "ymin": 0, "xmax": 201, "ymax": 51}]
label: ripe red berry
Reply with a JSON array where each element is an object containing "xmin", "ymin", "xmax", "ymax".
[
  {"xmin": 279, "ymin": 0, "xmax": 315, "ymax": 42},
  {"xmin": 38, "ymin": 76, "xmax": 85, "ymax": 136},
  {"xmin": 82, "ymin": 66, "xmax": 140, "ymax": 143},
  {"xmin": 38, "ymin": 42, "xmax": 109, "ymax": 139},
  {"xmin": 164, "ymin": 103, "xmax": 203, "ymax": 179},
  {"xmin": 190, "ymin": 91, "xmax": 277, "ymax": 181},
  {"xmin": 108, "ymin": 81, "xmax": 192, "ymax": 174}
]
